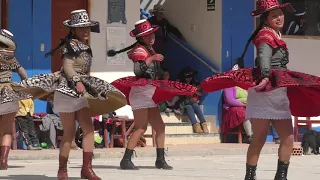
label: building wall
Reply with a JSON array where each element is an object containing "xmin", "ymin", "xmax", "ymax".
[
  {"xmin": 284, "ymin": 37, "xmax": 320, "ymax": 76},
  {"xmin": 90, "ymin": 0, "xmax": 141, "ymax": 118},
  {"xmin": 163, "ymin": 0, "xmax": 222, "ymax": 68}
]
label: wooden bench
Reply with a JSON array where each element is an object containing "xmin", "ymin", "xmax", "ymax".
[{"xmin": 108, "ymin": 116, "xmax": 155, "ymax": 148}]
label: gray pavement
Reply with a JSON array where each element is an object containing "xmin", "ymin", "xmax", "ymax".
[{"xmin": 1, "ymin": 154, "xmax": 319, "ymax": 180}]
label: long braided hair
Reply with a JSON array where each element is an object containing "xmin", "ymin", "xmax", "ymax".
[
  {"xmin": 107, "ymin": 38, "xmax": 163, "ymax": 79},
  {"xmin": 45, "ymin": 29, "xmax": 91, "ymax": 58},
  {"xmin": 234, "ymin": 13, "xmax": 268, "ymax": 68}
]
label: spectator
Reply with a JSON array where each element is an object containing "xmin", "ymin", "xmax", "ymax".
[
  {"xmin": 177, "ymin": 67, "xmax": 208, "ymax": 133},
  {"xmin": 148, "ymin": 4, "xmax": 184, "ymax": 68},
  {"xmin": 158, "ymin": 69, "xmax": 180, "ymax": 113},
  {"xmin": 16, "ymin": 98, "xmax": 42, "ymax": 150},
  {"xmin": 270, "ymin": 124, "xmax": 280, "ymax": 144},
  {"xmin": 223, "ymin": 86, "xmax": 253, "ymax": 143},
  {"xmin": 222, "ymin": 64, "xmax": 253, "ymax": 143},
  {"xmin": 42, "ymin": 101, "xmax": 78, "ymax": 149},
  {"xmin": 284, "ymin": 9, "xmax": 306, "ymax": 35}
]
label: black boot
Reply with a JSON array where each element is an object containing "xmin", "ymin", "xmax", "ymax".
[
  {"xmin": 274, "ymin": 160, "xmax": 289, "ymax": 180},
  {"xmin": 120, "ymin": 149, "xmax": 138, "ymax": 170},
  {"xmin": 244, "ymin": 164, "xmax": 257, "ymax": 180},
  {"xmin": 155, "ymin": 148, "xmax": 173, "ymax": 170}
]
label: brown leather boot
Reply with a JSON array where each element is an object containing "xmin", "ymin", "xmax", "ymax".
[
  {"xmin": 201, "ymin": 123, "xmax": 209, "ymax": 133},
  {"xmin": 57, "ymin": 155, "xmax": 68, "ymax": 180},
  {"xmin": 192, "ymin": 123, "xmax": 203, "ymax": 133},
  {"xmin": 0, "ymin": 146, "xmax": 10, "ymax": 170},
  {"xmin": 80, "ymin": 152, "xmax": 101, "ymax": 180}
]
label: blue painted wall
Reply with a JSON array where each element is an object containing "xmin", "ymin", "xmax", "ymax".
[
  {"xmin": 8, "ymin": 0, "xmax": 51, "ymax": 113},
  {"xmin": 164, "ymin": 34, "xmax": 223, "ymax": 126},
  {"xmin": 222, "ymin": 0, "xmax": 254, "ymax": 72}
]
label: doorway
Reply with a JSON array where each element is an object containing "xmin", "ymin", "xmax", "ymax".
[
  {"xmin": 221, "ymin": 0, "xmax": 255, "ymax": 72},
  {"xmin": 51, "ymin": 0, "xmax": 89, "ymax": 72}
]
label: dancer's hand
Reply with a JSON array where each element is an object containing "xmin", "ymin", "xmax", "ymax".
[
  {"xmin": 152, "ymin": 54, "xmax": 164, "ymax": 61},
  {"xmin": 76, "ymin": 82, "xmax": 86, "ymax": 95},
  {"xmin": 254, "ymin": 78, "xmax": 269, "ymax": 91}
]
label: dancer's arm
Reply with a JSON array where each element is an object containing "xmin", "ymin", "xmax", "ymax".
[
  {"xmin": 256, "ymin": 43, "xmax": 272, "ymax": 79},
  {"xmin": 16, "ymin": 66, "xmax": 28, "ymax": 80}
]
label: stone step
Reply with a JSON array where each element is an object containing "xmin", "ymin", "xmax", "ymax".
[
  {"xmin": 145, "ymin": 122, "xmax": 214, "ymax": 134},
  {"xmin": 146, "ymin": 122, "xmax": 193, "ymax": 134},
  {"xmin": 161, "ymin": 112, "xmax": 185, "ymax": 123},
  {"xmin": 145, "ymin": 133, "xmax": 220, "ymax": 146}
]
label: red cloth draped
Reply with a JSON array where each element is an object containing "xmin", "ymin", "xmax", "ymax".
[
  {"xmin": 201, "ymin": 68, "xmax": 320, "ymax": 117},
  {"xmin": 222, "ymin": 107, "xmax": 246, "ymax": 133},
  {"xmin": 111, "ymin": 76, "xmax": 197, "ymax": 105}
]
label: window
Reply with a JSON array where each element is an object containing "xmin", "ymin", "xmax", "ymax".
[
  {"xmin": 255, "ymin": 0, "xmax": 320, "ymax": 38},
  {"xmin": 283, "ymin": 0, "xmax": 320, "ymax": 37}
]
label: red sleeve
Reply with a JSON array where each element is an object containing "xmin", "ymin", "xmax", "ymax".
[{"xmin": 127, "ymin": 46, "xmax": 149, "ymax": 62}]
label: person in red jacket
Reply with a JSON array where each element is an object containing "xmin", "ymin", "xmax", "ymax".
[{"xmin": 108, "ymin": 19, "xmax": 196, "ymax": 170}]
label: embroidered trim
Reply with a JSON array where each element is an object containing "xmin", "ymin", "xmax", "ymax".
[
  {"xmin": 0, "ymin": 77, "xmax": 12, "ymax": 83},
  {"xmin": 61, "ymin": 39, "xmax": 91, "ymax": 56},
  {"xmin": 0, "ymin": 56, "xmax": 21, "ymax": 71},
  {"xmin": 252, "ymin": 27, "xmax": 288, "ymax": 50}
]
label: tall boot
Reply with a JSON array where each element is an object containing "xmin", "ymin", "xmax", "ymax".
[
  {"xmin": 120, "ymin": 148, "xmax": 138, "ymax": 170},
  {"xmin": 155, "ymin": 148, "xmax": 173, "ymax": 170},
  {"xmin": 57, "ymin": 155, "xmax": 68, "ymax": 180},
  {"xmin": 80, "ymin": 152, "xmax": 101, "ymax": 180},
  {"xmin": 244, "ymin": 164, "xmax": 257, "ymax": 180},
  {"xmin": 274, "ymin": 160, "xmax": 289, "ymax": 180},
  {"xmin": 0, "ymin": 146, "xmax": 10, "ymax": 170}
]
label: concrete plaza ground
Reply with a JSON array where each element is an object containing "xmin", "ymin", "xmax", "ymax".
[{"xmin": 2, "ymin": 143, "xmax": 319, "ymax": 180}]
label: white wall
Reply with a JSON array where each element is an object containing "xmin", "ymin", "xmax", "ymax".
[
  {"xmin": 284, "ymin": 38, "xmax": 320, "ymax": 76},
  {"xmin": 89, "ymin": 0, "xmax": 141, "ymax": 118},
  {"xmin": 163, "ymin": 0, "xmax": 222, "ymax": 67}
]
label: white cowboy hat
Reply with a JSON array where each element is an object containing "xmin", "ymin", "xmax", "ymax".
[
  {"xmin": 0, "ymin": 29, "xmax": 16, "ymax": 51},
  {"xmin": 63, "ymin": 9, "xmax": 99, "ymax": 28},
  {"xmin": 148, "ymin": 4, "xmax": 165, "ymax": 14}
]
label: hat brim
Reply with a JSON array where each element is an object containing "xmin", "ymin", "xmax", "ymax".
[
  {"xmin": 251, "ymin": 3, "xmax": 295, "ymax": 16},
  {"xmin": 63, "ymin": 19, "xmax": 99, "ymax": 28},
  {"xmin": 129, "ymin": 25, "xmax": 159, "ymax": 37},
  {"xmin": 0, "ymin": 35, "xmax": 16, "ymax": 51},
  {"xmin": 148, "ymin": 9, "xmax": 165, "ymax": 14}
]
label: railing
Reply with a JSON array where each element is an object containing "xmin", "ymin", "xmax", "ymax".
[
  {"xmin": 140, "ymin": 8, "xmax": 152, "ymax": 19},
  {"xmin": 139, "ymin": 8, "xmax": 220, "ymax": 73}
]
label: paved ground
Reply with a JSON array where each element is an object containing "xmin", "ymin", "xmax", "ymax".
[
  {"xmin": 1, "ymin": 154, "xmax": 319, "ymax": 180},
  {"xmin": 9, "ymin": 143, "xmax": 286, "ymax": 160}
]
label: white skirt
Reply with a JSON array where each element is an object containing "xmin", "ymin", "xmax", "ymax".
[
  {"xmin": 53, "ymin": 91, "xmax": 89, "ymax": 113},
  {"xmin": 129, "ymin": 85, "xmax": 157, "ymax": 110},
  {"xmin": 0, "ymin": 101, "xmax": 19, "ymax": 115},
  {"xmin": 246, "ymin": 87, "xmax": 292, "ymax": 120}
]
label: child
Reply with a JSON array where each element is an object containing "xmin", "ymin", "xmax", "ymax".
[{"xmin": 16, "ymin": 98, "xmax": 41, "ymax": 150}]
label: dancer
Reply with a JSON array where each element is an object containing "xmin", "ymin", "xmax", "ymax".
[
  {"xmin": 201, "ymin": 0, "xmax": 320, "ymax": 179},
  {"xmin": 0, "ymin": 29, "xmax": 31, "ymax": 170},
  {"xmin": 108, "ymin": 19, "xmax": 197, "ymax": 170},
  {"xmin": 14, "ymin": 10, "xmax": 127, "ymax": 179}
]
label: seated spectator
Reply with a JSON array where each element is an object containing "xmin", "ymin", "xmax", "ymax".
[
  {"xmin": 41, "ymin": 101, "xmax": 78, "ymax": 149},
  {"xmin": 158, "ymin": 69, "xmax": 180, "ymax": 113},
  {"xmin": 270, "ymin": 124, "xmax": 280, "ymax": 144},
  {"xmin": 284, "ymin": 9, "xmax": 306, "ymax": 35},
  {"xmin": 16, "ymin": 98, "xmax": 41, "ymax": 150},
  {"xmin": 177, "ymin": 67, "xmax": 208, "ymax": 133},
  {"xmin": 223, "ymin": 86, "xmax": 253, "ymax": 143},
  {"xmin": 222, "ymin": 64, "xmax": 253, "ymax": 143}
]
